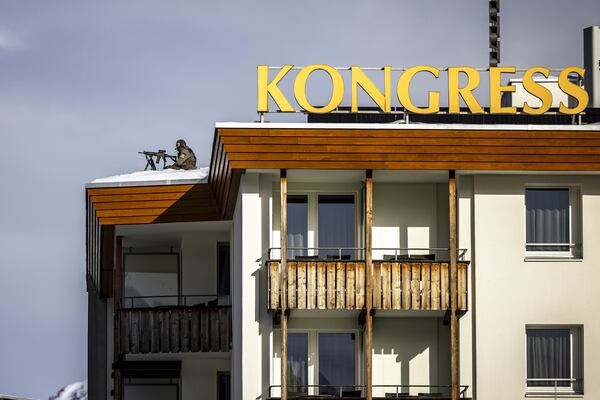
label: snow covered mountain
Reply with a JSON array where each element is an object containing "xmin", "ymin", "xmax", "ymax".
[{"xmin": 48, "ymin": 382, "xmax": 87, "ymax": 400}]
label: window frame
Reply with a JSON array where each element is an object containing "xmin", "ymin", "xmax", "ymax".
[
  {"xmin": 273, "ymin": 328, "xmax": 362, "ymax": 397},
  {"xmin": 523, "ymin": 185, "xmax": 581, "ymax": 260},
  {"xmin": 525, "ymin": 325, "xmax": 583, "ymax": 397}
]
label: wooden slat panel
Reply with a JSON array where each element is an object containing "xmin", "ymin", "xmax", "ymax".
[
  {"xmin": 381, "ymin": 262, "xmax": 391, "ymax": 310},
  {"xmin": 317, "ymin": 262, "xmax": 326, "ymax": 309},
  {"xmin": 422, "ymin": 263, "xmax": 431, "ymax": 310},
  {"xmin": 180, "ymin": 310, "xmax": 190, "ymax": 352},
  {"xmin": 441, "ymin": 263, "xmax": 450, "ymax": 309},
  {"xmin": 307, "ymin": 262, "xmax": 317, "ymax": 309},
  {"xmin": 210, "ymin": 309, "xmax": 220, "ymax": 352},
  {"xmin": 220, "ymin": 307, "xmax": 230, "ymax": 351},
  {"xmin": 140, "ymin": 310, "xmax": 150, "ymax": 353},
  {"xmin": 190, "ymin": 309, "xmax": 200, "ymax": 352},
  {"xmin": 88, "ymin": 184, "xmax": 200, "ymax": 196},
  {"xmin": 373, "ymin": 262, "xmax": 381, "ymax": 309},
  {"xmin": 160, "ymin": 310, "xmax": 170, "ymax": 353},
  {"xmin": 130, "ymin": 311, "xmax": 139, "ymax": 354},
  {"xmin": 287, "ymin": 262, "xmax": 297, "ymax": 309},
  {"xmin": 356, "ymin": 262, "xmax": 365, "ymax": 309},
  {"xmin": 99, "ymin": 214, "xmax": 223, "ymax": 226},
  {"xmin": 346, "ymin": 262, "xmax": 355, "ymax": 309},
  {"xmin": 120, "ymin": 311, "xmax": 130, "ymax": 354},
  {"xmin": 402, "ymin": 263, "xmax": 411, "ymax": 310},
  {"xmin": 458, "ymin": 262, "xmax": 468, "ymax": 311},
  {"xmin": 270, "ymin": 261, "xmax": 280, "ymax": 310},
  {"xmin": 391, "ymin": 262, "xmax": 401, "ymax": 310},
  {"xmin": 229, "ymin": 159, "xmax": 600, "ymax": 172},
  {"xmin": 200, "ymin": 309, "xmax": 210, "ymax": 352},
  {"xmin": 431, "ymin": 263, "xmax": 441, "ymax": 310},
  {"xmin": 326, "ymin": 262, "xmax": 336, "ymax": 309},
  {"xmin": 218, "ymin": 127, "xmax": 600, "ymax": 139},
  {"xmin": 411, "ymin": 263, "xmax": 421, "ymax": 310},
  {"xmin": 170, "ymin": 310, "xmax": 180, "ymax": 352},
  {"xmin": 150, "ymin": 311, "xmax": 160, "ymax": 353},
  {"xmin": 336, "ymin": 262, "xmax": 345, "ymax": 309},
  {"xmin": 297, "ymin": 262, "xmax": 307, "ymax": 309}
]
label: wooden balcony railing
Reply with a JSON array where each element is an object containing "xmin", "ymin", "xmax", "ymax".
[
  {"xmin": 268, "ymin": 260, "xmax": 468, "ymax": 312},
  {"xmin": 118, "ymin": 305, "xmax": 231, "ymax": 354}
]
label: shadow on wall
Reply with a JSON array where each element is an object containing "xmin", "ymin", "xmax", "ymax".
[{"xmin": 372, "ymin": 318, "xmax": 450, "ymax": 397}]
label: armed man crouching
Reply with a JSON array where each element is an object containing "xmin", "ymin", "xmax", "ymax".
[{"xmin": 166, "ymin": 139, "xmax": 197, "ymax": 170}]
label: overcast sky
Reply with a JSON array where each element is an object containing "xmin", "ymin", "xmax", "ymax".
[{"xmin": 0, "ymin": 1, "xmax": 598, "ymax": 398}]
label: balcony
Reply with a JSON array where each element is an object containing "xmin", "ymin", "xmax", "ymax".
[
  {"xmin": 267, "ymin": 248, "xmax": 468, "ymax": 312},
  {"xmin": 263, "ymin": 384, "xmax": 470, "ymax": 400},
  {"xmin": 118, "ymin": 295, "xmax": 231, "ymax": 354}
]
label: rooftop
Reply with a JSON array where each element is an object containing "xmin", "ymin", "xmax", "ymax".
[{"xmin": 87, "ymin": 167, "xmax": 209, "ymax": 188}]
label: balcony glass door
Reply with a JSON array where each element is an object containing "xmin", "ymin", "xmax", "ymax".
[
  {"xmin": 318, "ymin": 333, "xmax": 356, "ymax": 396},
  {"xmin": 318, "ymin": 195, "xmax": 356, "ymax": 259},
  {"xmin": 288, "ymin": 333, "xmax": 309, "ymax": 395},
  {"xmin": 288, "ymin": 195, "xmax": 308, "ymax": 259}
]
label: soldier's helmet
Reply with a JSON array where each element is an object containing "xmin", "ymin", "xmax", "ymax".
[{"xmin": 175, "ymin": 139, "xmax": 187, "ymax": 149}]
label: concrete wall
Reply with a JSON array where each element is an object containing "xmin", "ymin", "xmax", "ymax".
[
  {"xmin": 182, "ymin": 358, "xmax": 231, "ymax": 400},
  {"xmin": 472, "ymin": 174, "xmax": 600, "ymax": 400}
]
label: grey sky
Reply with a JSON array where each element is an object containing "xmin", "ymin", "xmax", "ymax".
[{"xmin": 0, "ymin": 1, "xmax": 598, "ymax": 398}]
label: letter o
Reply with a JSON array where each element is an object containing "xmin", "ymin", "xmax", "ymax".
[{"xmin": 294, "ymin": 64, "xmax": 345, "ymax": 113}]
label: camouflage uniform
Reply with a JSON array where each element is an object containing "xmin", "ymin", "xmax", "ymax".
[{"xmin": 166, "ymin": 139, "xmax": 197, "ymax": 170}]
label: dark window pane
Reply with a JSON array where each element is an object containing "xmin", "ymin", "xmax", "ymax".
[
  {"xmin": 288, "ymin": 333, "xmax": 308, "ymax": 394},
  {"xmin": 288, "ymin": 195, "xmax": 308, "ymax": 259},
  {"xmin": 218, "ymin": 372, "xmax": 230, "ymax": 400},
  {"xmin": 526, "ymin": 189, "xmax": 570, "ymax": 252},
  {"xmin": 318, "ymin": 195, "xmax": 355, "ymax": 259},
  {"xmin": 318, "ymin": 333, "xmax": 356, "ymax": 395},
  {"xmin": 218, "ymin": 243, "xmax": 230, "ymax": 298},
  {"xmin": 527, "ymin": 328, "xmax": 571, "ymax": 387}
]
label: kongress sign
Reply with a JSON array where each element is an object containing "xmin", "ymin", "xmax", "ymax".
[{"xmin": 257, "ymin": 65, "xmax": 588, "ymax": 115}]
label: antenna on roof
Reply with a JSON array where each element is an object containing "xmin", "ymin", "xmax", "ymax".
[{"xmin": 489, "ymin": 0, "xmax": 500, "ymax": 67}]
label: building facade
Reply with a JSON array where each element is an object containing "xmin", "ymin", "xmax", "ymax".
[{"xmin": 86, "ymin": 120, "xmax": 600, "ymax": 400}]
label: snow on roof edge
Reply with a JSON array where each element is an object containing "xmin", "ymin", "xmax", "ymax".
[{"xmin": 87, "ymin": 167, "xmax": 209, "ymax": 188}]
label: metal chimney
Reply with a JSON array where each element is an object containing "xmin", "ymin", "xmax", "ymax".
[{"xmin": 584, "ymin": 26, "xmax": 600, "ymax": 107}]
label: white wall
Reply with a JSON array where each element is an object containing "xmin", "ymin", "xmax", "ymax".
[
  {"xmin": 473, "ymin": 174, "xmax": 600, "ymax": 400},
  {"xmin": 181, "ymin": 358, "xmax": 231, "ymax": 400},
  {"xmin": 232, "ymin": 173, "xmax": 273, "ymax": 400},
  {"xmin": 182, "ymin": 231, "xmax": 230, "ymax": 302},
  {"xmin": 373, "ymin": 183, "xmax": 447, "ymax": 259},
  {"xmin": 372, "ymin": 318, "xmax": 450, "ymax": 397}
]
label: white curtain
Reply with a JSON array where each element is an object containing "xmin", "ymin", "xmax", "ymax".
[
  {"xmin": 287, "ymin": 196, "xmax": 308, "ymax": 259},
  {"xmin": 288, "ymin": 333, "xmax": 308, "ymax": 394},
  {"xmin": 527, "ymin": 328, "xmax": 571, "ymax": 387},
  {"xmin": 526, "ymin": 189, "xmax": 569, "ymax": 251}
]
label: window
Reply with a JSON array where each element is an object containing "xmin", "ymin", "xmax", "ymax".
[
  {"xmin": 217, "ymin": 242, "xmax": 230, "ymax": 299},
  {"xmin": 526, "ymin": 326, "xmax": 582, "ymax": 395},
  {"xmin": 217, "ymin": 371, "xmax": 231, "ymax": 400},
  {"xmin": 288, "ymin": 333, "xmax": 309, "ymax": 394},
  {"xmin": 525, "ymin": 188, "xmax": 580, "ymax": 258},
  {"xmin": 275, "ymin": 330, "xmax": 359, "ymax": 397},
  {"xmin": 318, "ymin": 333, "xmax": 356, "ymax": 395},
  {"xmin": 288, "ymin": 195, "xmax": 309, "ymax": 259}
]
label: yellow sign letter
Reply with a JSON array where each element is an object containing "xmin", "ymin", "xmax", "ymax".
[
  {"xmin": 294, "ymin": 64, "xmax": 345, "ymax": 114},
  {"xmin": 448, "ymin": 67, "xmax": 484, "ymax": 114},
  {"xmin": 489, "ymin": 66, "xmax": 517, "ymax": 114},
  {"xmin": 397, "ymin": 66, "xmax": 440, "ymax": 114},
  {"xmin": 522, "ymin": 67, "xmax": 553, "ymax": 115},
  {"xmin": 558, "ymin": 67, "xmax": 588, "ymax": 115},
  {"xmin": 257, "ymin": 65, "xmax": 294, "ymax": 112},
  {"xmin": 351, "ymin": 66, "xmax": 391, "ymax": 112}
]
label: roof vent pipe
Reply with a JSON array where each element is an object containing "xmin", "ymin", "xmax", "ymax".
[{"xmin": 584, "ymin": 26, "xmax": 600, "ymax": 107}]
